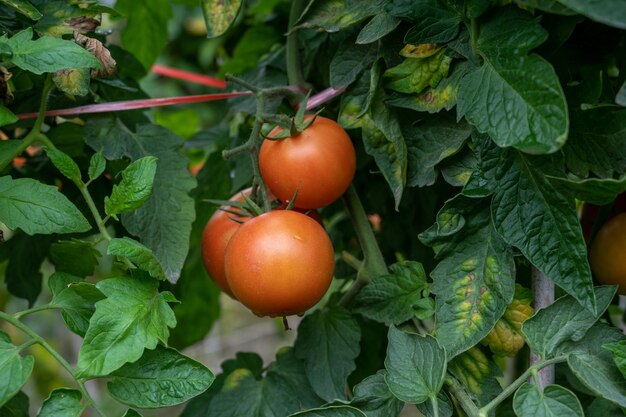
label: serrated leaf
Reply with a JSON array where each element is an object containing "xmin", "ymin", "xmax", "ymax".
[
  {"xmin": 472, "ymin": 138, "xmax": 597, "ymax": 313},
  {"xmin": 350, "ymin": 371, "xmax": 404, "ymax": 417},
  {"xmin": 201, "ymin": 0, "xmax": 242, "ymax": 39},
  {"xmin": 85, "ymin": 119, "xmax": 197, "ymax": 283},
  {"xmin": 522, "ymin": 286, "xmax": 615, "ymax": 359},
  {"xmin": 107, "ymin": 237, "xmax": 167, "ymax": 281},
  {"xmin": 294, "ymin": 307, "xmax": 361, "ymax": 402},
  {"xmin": 354, "ymin": 261, "xmax": 433, "ymax": 325},
  {"xmin": 330, "ymin": 40, "xmax": 378, "ymax": 89},
  {"xmin": 76, "ymin": 275, "xmax": 177, "ymax": 378},
  {"xmin": 88, "ymin": 150, "xmax": 105, "ymax": 182},
  {"xmin": 419, "ymin": 196, "xmax": 516, "ymax": 358},
  {"xmin": 604, "ymin": 341, "xmax": 626, "ymax": 380},
  {"xmin": 448, "ymin": 347, "xmax": 502, "ymax": 406},
  {"xmin": 513, "ymin": 383, "xmax": 584, "ymax": 417},
  {"xmin": 555, "ymin": 0, "xmax": 626, "ymax": 29},
  {"xmin": 49, "ymin": 272, "xmax": 105, "ymax": 337},
  {"xmin": 356, "ymin": 13, "xmax": 400, "ymax": 44},
  {"xmin": 482, "ymin": 284, "xmax": 533, "ymax": 357},
  {"xmin": 403, "ymin": 112, "xmax": 472, "ymax": 188},
  {"xmin": 105, "ymin": 156, "xmax": 157, "ymax": 217},
  {"xmin": 0, "ymin": 332, "xmax": 34, "ymax": 408},
  {"xmin": 49, "ymin": 240, "xmax": 100, "ymax": 278},
  {"xmin": 36, "ymin": 389, "xmax": 83, "ymax": 417},
  {"xmin": 108, "ymin": 346, "xmax": 214, "ymax": 408},
  {"xmin": 0, "ymin": 176, "xmax": 90, "ymax": 235},
  {"xmin": 1, "ymin": 28, "xmax": 100, "ymax": 74},
  {"xmin": 289, "ymin": 406, "xmax": 367, "ymax": 417},
  {"xmin": 384, "ymin": 326, "xmax": 446, "ymax": 404},
  {"xmin": 298, "ymin": 0, "xmax": 384, "ymax": 32},
  {"xmin": 0, "ymin": 391, "xmax": 29, "ymax": 417},
  {"xmin": 115, "ymin": 0, "xmax": 172, "ymax": 69},
  {"xmin": 384, "ymin": 49, "xmax": 451, "ymax": 94},
  {"xmin": 43, "ymin": 147, "xmax": 81, "ymax": 184}
]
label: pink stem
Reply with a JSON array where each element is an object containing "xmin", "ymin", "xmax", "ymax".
[
  {"xmin": 306, "ymin": 86, "xmax": 346, "ymax": 110},
  {"xmin": 151, "ymin": 64, "xmax": 227, "ymax": 89}
]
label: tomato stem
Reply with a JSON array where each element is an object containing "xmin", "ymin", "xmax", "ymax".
[
  {"xmin": 445, "ymin": 376, "xmax": 480, "ymax": 416},
  {"xmin": 286, "ymin": 0, "xmax": 308, "ymax": 88}
]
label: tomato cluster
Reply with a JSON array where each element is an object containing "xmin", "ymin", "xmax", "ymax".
[{"xmin": 201, "ymin": 117, "xmax": 356, "ymax": 316}]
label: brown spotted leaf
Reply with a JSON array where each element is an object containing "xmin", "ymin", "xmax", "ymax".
[
  {"xmin": 419, "ymin": 195, "xmax": 515, "ymax": 358},
  {"xmin": 448, "ymin": 347, "xmax": 502, "ymax": 406},
  {"xmin": 482, "ymin": 284, "xmax": 533, "ymax": 357},
  {"xmin": 53, "ymin": 68, "xmax": 90, "ymax": 96},
  {"xmin": 400, "ymin": 44, "xmax": 441, "ymax": 59},
  {"xmin": 201, "ymin": 0, "xmax": 242, "ymax": 39},
  {"xmin": 74, "ymin": 33, "xmax": 117, "ymax": 78},
  {"xmin": 67, "ymin": 16, "xmax": 101, "ymax": 33}
]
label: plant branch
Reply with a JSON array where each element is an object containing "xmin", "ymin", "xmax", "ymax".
[
  {"xmin": 286, "ymin": 0, "xmax": 307, "ymax": 87},
  {"xmin": 0, "ymin": 311, "xmax": 107, "ymax": 417},
  {"xmin": 530, "ymin": 267, "xmax": 555, "ymax": 387},
  {"xmin": 78, "ymin": 182, "xmax": 112, "ymax": 241},
  {"xmin": 14, "ymin": 304, "xmax": 62, "ymax": 320},
  {"xmin": 445, "ymin": 376, "xmax": 480, "ymax": 417},
  {"xmin": 430, "ymin": 394, "xmax": 440, "ymax": 417}
]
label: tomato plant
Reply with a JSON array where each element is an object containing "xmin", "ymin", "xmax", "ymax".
[
  {"xmin": 224, "ymin": 210, "xmax": 335, "ymax": 317},
  {"xmin": 0, "ymin": 0, "xmax": 626, "ymax": 417},
  {"xmin": 260, "ymin": 115, "xmax": 356, "ymax": 209}
]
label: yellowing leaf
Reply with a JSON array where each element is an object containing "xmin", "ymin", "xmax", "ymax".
[
  {"xmin": 384, "ymin": 49, "xmax": 451, "ymax": 94},
  {"xmin": 482, "ymin": 284, "xmax": 533, "ymax": 357},
  {"xmin": 400, "ymin": 43, "xmax": 441, "ymax": 58}
]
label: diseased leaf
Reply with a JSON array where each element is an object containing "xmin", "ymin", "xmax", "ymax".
[
  {"xmin": 294, "ymin": 307, "xmax": 361, "ymax": 402},
  {"xmin": 513, "ymin": 384, "xmax": 584, "ymax": 417},
  {"xmin": 107, "ymin": 237, "xmax": 167, "ymax": 281},
  {"xmin": 201, "ymin": 0, "xmax": 242, "ymax": 39},
  {"xmin": 52, "ymin": 68, "xmax": 89, "ymax": 97},
  {"xmin": 85, "ymin": 118, "xmax": 197, "ymax": 283},
  {"xmin": 76, "ymin": 275, "xmax": 177, "ymax": 378},
  {"xmin": 0, "ymin": 176, "xmax": 90, "ymax": 235},
  {"xmin": 36, "ymin": 389, "xmax": 83, "ymax": 417},
  {"xmin": 354, "ymin": 261, "xmax": 433, "ymax": 324},
  {"xmin": 298, "ymin": 0, "xmax": 385, "ymax": 32},
  {"xmin": 108, "ymin": 346, "xmax": 214, "ymax": 408},
  {"xmin": 0, "ymin": 332, "xmax": 34, "ymax": 408},
  {"xmin": 384, "ymin": 49, "xmax": 451, "ymax": 95},
  {"xmin": 384, "ymin": 327, "xmax": 446, "ymax": 404},
  {"xmin": 419, "ymin": 196, "xmax": 516, "ymax": 358},
  {"xmin": 448, "ymin": 347, "xmax": 502, "ymax": 406},
  {"xmin": 74, "ymin": 33, "xmax": 117, "ymax": 78}
]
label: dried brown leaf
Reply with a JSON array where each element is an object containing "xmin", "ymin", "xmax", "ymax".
[{"xmin": 74, "ymin": 33, "xmax": 117, "ymax": 78}]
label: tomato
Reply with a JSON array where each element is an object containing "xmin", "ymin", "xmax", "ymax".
[
  {"xmin": 224, "ymin": 210, "xmax": 335, "ymax": 317},
  {"xmin": 200, "ymin": 190, "xmax": 250, "ymax": 298},
  {"xmin": 589, "ymin": 212, "xmax": 626, "ymax": 295},
  {"xmin": 259, "ymin": 115, "xmax": 356, "ymax": 209}
]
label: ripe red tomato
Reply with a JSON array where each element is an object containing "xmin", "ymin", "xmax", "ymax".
[
  {"xmin": 224, "ymin": 210, "xmax": 335, "ymax": 317},
  {"xmin": 589, "ymin": 212, "xmax": 626, "ymax": 295},
  {"xmin": 259, "ymin": 115, "xmax": 356, "ymax": 209}
]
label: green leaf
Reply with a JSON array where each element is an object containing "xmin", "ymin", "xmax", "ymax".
[
  {"xmin": 330, "ymin": 40, "xmax": 378, "ymax": 89},
  {"xmin": 122, "ymin": 410, "xmax": 142, "ymax": 417},
  {"xmin": 201, "ymin": 0, "xmax": 242, "ymax": 39},
  {"xmin": 356, "ymin": 13, "xmax": 400, "ymax": 44},
  {"xmin": 49, "ymin": 272, "xmax": 105, "ymax": 337},
  {"xmin": 384, "ymin": 326, "xmax": 446, "ymax": 404},
  {"xmin": 617, "ymin": 81, "xmax": 626, "ymax": 106},
  {"xmin": 362, "ymin": 98, "xmax": 407, "ymax": 209},
  {"xmin": 354, "ymin": 261, "xmax": 433, "ymax": 325},
  {"xmin": 43, "ymin": 147, "xmax": 82, "ymax": 184},
  {"xmin": 217, "ymin": 24, "xmax": 281, "ymax": 77},
  {"xmin": 289, "ymin": 406, "xmax": 367, "ymax": 417},
  {"xmin": 513, "ymin": 384, "xmax": 584, "ymax": 417},
  {"xmin": 568, "ymin": 352, "xmax": 626, "ymax": 408},
  {"xmin": 472, "ymin": 138, "xmax": 597, "ymax": 313},
  {"xmin": 1, "ymin": 28, "xmax": 100, "ymax": 75},
  {"xmin": 548, "ymin": 175, "xmax": 626, "ymax": 205},
  {"xmin": 476, "ymin": 7, "xmax": 548, "ymax": 55},
  {"xmin": 105, "ymin": 156, "xmax": 157, "ymax": 217},
  {"xmin": 0, "ymin": 141, "xmax": 21, "ymax": 168},
  {"xmin": 52, "ymin": 68, "xmax": 89, "ymax": 97},
  {"xmin": 419, "ymin": 196, "xmax": 516, "ymax": 358},
  {"xmin": 404, "ymin": 113, "xmax": 471, "ymax": 188},
  {"xmin": 85, "ymin": 119, "xmax": 197, "ymax": 282},
  {"xmin": 0, "ymin": 104, "xmax": 17, "ymax": 127},
  {"xmin": 0, "ymin": 332, "xmax": 33, "ymax": 408},
  {"xmin": 0, "ymin": 0, "xmax": 41, "ymax": 20},
  {"xmin": 349, "ymin": 371, "xmax": 404, "ymax": 417},
  {"xmin": 522, "ymin": 286, "xmax": 615, "ymax": 359},
  {"xmin": 116, "ymin": 0, "xmax": 172, "ymax": 69},
  {"xmin": 88, "ymin": 150, "xmax": 106, "ymax": 182},
  {"xmin": 415, "ymin": 391, "xmax": 453, "ymax": 417},
  {"xmin": 5, "ymin": 233, "xmax": 52, "ymax": 306},
  {"xmin": 49, "ymin": 240, "xmax": 100, "ymax": 278},
  {"xmin": 403, "ymin": 4, "xmax": 461, "ymax": 44},
  {"xmin": 298, "ymin": 0, "xmax": 384, "ymax": 32},
  {"xmin": 36, "ymin": 389, "xmax": 83, "ymax": 417},
  {"xmin": 294, "ymin": 307, "xmax": 361, "ymax": 402},
  {"xmin": 585, "ymin": 397, "xmax": 625, "ymax": 417},
  {"xmin": 514, "ymin": 0, "xmax": 576, "ymax": 15},
  {"xmin": 384, "ymin": 50, "xmax": 452, "ymax": 94},
  {"xmin": 604, "ymin": 341, "xmax": 626, "ymax": 380},
  {"xmin": 107, "ymin": 237, "xmax": 167, "ymax": 281},
  {"xmin": 108, "ymin": 346, "xmax": 214, "ymax": 408},
  {"xmin": 555, "ymin": 0, "xmax": 626, "ymax": 29},
  {"xmin": 0, "ymin": 391, "xmax": 29, "ymax": 417},
  {"xmin": 440, "ymin": 147, "xmax": 478, "ymax": 187},
  {"xmin": 338, "ymin": 61, "xmax": 380, "ymax": 129},
  {"xmin": 76, "ymin": 275, "xmax": 177, "ymax": 378},
  {"xmin": 448, "ymin": 347, "xmax": 502, "ymax": 406},
  {"xmin": 0, "ymin": 176, "xmax": 90, "ymax": 235}
]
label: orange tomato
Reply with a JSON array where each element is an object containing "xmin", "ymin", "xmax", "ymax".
[{"xmin": 589, "ymin": 212, "xmax": 626, "ymax": 294}]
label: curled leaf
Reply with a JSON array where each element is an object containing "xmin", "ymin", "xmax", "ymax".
[
  {"xmin": 74, "ymin": 32, "xmax": 117, "ymax": 78},
  {"xmin": 67, "ymin": 16, "xmax": 101, "ymax": 33}
]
